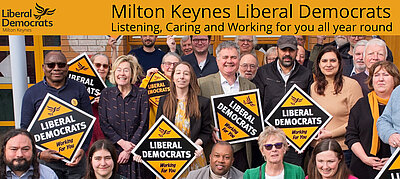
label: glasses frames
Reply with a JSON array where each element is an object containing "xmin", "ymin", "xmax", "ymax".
[
  {"xmin": 44, "ymin": 62, "xmax": 67, "ymax": 69},
  {"xmin": 263, "ymin": 142, "xmax": 284, "ymax": 150}
]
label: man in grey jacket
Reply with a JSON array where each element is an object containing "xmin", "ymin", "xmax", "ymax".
[{"xmin": 187, "ymin": 141, "xmax": 243, "ymax": 179}]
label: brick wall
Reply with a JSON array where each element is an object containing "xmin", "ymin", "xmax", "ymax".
[{"xmin": 61, "ymin": 35, "xmax": 125, "ymax": 61}]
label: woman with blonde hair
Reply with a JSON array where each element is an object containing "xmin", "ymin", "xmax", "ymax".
[{"xmin": 99, "ymin": 55, "xmax": 149, "ymax": 178}]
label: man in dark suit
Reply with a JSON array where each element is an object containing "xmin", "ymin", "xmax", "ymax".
[
  {"xmin": 198, "ymin": 41, "xmax": 256, "ymax": 172},
  {"xmin": 343, "ymin": 40, "xmax": 368, "ymax": 77},
  {"xmin": 351, "ymin": 38, "xmax": 388, "ymax": 96}
]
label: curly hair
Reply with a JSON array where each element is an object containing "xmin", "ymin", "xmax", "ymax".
[{"xmin": 0, "ymin": 129, "xmax": 40, "ymax": 179}]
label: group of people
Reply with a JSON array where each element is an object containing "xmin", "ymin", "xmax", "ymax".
[{"xmin": 2, "ymin": 34, "xmax": 399, "ymax": 179}]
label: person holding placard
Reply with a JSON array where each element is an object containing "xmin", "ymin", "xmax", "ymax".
[
  {"xmin": 311, "ymin": 46, "xmax": 363, "ymax": 166},
  {"xmin": 156, "ymin": 61, "xmax": 212, "ymax": 178},
  {"xmin": 86, "ymin": 139, "xmax": 126, "ymax": 179},
  {"xmin": 140, "ymin": 52, "xmax": 181, "ymax": 129},
  {"xmin": 198, "ymin": 41, "xmax": 256, "ymax": 171},
  {"xmin": 21, "ymin": 51, "xmax": 92, "ymax": 179},
  {"xmin": 243, "ymin": 126, "xmax": 305, "ymax": 179},
  {"xmin": 345, "ymin": 61, "xmax": 399, "ymax": 178},
  {"xmin": 307, "ymin": 139, "xmax": 357, "ymax": 179},
  {"xmin": 99, "ymin": 55, "xmax": 149, "ymax": 179}
]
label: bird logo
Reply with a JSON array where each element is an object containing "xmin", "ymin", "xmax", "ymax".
[
  {"xmin": 47, "ymin": 106, "xmax": 61, "ymax": 116},
  {"xmin": 76, "ymin": 62, "xmax": 88, "ymax": 72},
  {"xmin": 34, "ymin": 3, "xmax": 56, "ymax": 20},
  {"xmin": 290, "ymin": 96, "xmax": 303, "ymax": 105},
  {"xmin": 243, "ymin": 96, "xmax": 255, "ymax": 107},
  {"xmin": 158, "ymin": 127, "xmax": 171, "ymax": 137}
]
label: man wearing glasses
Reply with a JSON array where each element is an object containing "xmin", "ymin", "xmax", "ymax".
[
  {"xmin": 182, "ymin": 35, "xmax": 218, "ymax": 78},
  {"xmin": 235, "ymin": 35, "xmax": 265, "ymax": 66},
  {"xmin": 21, "ymin": 51, "xmax": 92, "ymax": 179},
  {"xmin": 238, "ymin": 53, "xmax": 259, "ymax": 80}
]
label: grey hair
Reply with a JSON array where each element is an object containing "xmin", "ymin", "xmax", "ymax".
[
  {"xmin": 258, "ymin": 126, "xmax": 288, "ymax": 152},
  {"xmin": 363, "ymin": 38, "xmax": 388, "ymax": 59},
  {"xmin": 265, "ymin": 46, "xmax": 277, "ymax": 57},
  {"xmin": 240, "ymin": 53, "xmax": 258, "ymax": 63},
  {"xmin": 235, "ymin": 35, "xmax": 258, "ymax": 46},
  {"xmin": 216, "ymin": 41, "xmax": 240, "ymax": 59},
  {"xmin": 162, "ymin": 52, "xmax": 182, "ymax": 63},
  {"xmin": 352, "ymin": 40, "xmax": 368, "ymax": 55},
  {"xmin": 90, "ymin": 53, "xmax": 110, "ymax": 63},
  {"xmin": 180, "ymin": 36, "xmax": 191, "ymax": 44}
]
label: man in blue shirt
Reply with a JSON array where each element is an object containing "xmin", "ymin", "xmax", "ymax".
[
  {"xmin": 1, "ymin": 129, "xmax": 58, "ymax": 179},
  {"xmin": 21, "ymin": 51, "xmax": 92, "ymax": 179},
  {"xmin": 128, "ymin": 35, "xmax": 165, "ymax": 72}
]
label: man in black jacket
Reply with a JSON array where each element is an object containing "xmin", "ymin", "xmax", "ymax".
[{"xmin": 252, "ymin": 35, "xmax": 314, "ymax": 168}]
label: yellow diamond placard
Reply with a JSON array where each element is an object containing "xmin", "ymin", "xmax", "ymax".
[
  {"xmin": 132, "ymin": 115, "xmax": 200, "ymax": 179},
  {"xmin": 27, "ymin": 93, "xmax": 95, "ymax": 163},
  {"xmin": 375, "ymin": 148, "xmax": 400, "ymax": 179},
  {"xmin": 265, "ymin": 84, "xmax": 332, "ymax": 153},
  {"xmin": 211, "ymin": 89, "xmax": 264, "ymax": 144},
  {"xmin": 146, "ymin": 72, "xmax": 170, "ymax": 106},
  {"xmin": 67, "ymin": 53, "xmax": 107, "ymax": 104}
]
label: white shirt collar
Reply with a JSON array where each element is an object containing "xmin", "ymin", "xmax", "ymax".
[{"xmin": 219, "ymin": 72, "xmax": 240, "ymax": 94}]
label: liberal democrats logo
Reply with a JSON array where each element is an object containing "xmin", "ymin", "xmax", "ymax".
[
  {"xmin": 2, "ymin": 3, "xmax": 55, "ymax": 32},
  {"xmin": 34, "ymin": 3, "xmax": 56, "ymax": 20}
]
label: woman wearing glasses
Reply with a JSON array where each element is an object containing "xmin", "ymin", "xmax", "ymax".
[
  {"xmin": 243, "ymin": 126, "xmax": 304, "ymax": 179},
  {"xmin": 90, "ymin": 54, "xmax": 114, "ymax": 147}
]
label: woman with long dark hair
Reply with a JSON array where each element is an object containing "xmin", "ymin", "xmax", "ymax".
[
  {"xmin": 156, "ymin": 61, "xmax": 212, "ymax": 177},
  {"xmin": 311, "ymin": 46, "xmax": 363, "ymax": 165}
]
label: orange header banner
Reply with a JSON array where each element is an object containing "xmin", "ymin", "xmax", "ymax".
[{"xmin": 1, "ymin": 0, "xmax": 399, "ymax": 35}]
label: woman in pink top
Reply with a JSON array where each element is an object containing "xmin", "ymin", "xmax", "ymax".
[{"xmin": 306, "ymin": 139, "xmax": 357, "ymax": 179}]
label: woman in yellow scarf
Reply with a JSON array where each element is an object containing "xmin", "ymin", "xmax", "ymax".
[{"xmin": 345, "ymin": 61, "xmax": 400, "ymax": 179}]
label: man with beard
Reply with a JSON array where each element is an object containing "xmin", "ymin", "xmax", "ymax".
[
  {"xmin": 239, "ymin": 53, "xmax": 259, "ymax": 80},
  {"xmin": 0, "ymin": 129, "xmax": 58, "ymax": 179},
  {"xmin": 128, "ymin": 35, "xmax": 165, "ymax": 72},
  {"xmin": 187, "ymin": 141, "xmax": 243, "ymax": 179},
  {"xmin": 21, "ymin": 51, "xmax": 92, "ymax": 179},
  {"xmin": 182, "ymin": 35, "xmax": 218, "ymax": 78},
  {"xmin": 343, "ymin": 40, "xmax": 368, "ymax": 77},
  {"xmin": 252, "ymin": 36, "xmax": 313, "ymax": 168}
]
